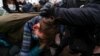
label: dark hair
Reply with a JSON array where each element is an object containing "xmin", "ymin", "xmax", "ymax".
[
  {"xmin": 40, "ymin": 17, "xmax": 59, "ymax": 33},
  {"xmin": 39, "ymin": 17, "xmax": 59, "ymax": 45}
]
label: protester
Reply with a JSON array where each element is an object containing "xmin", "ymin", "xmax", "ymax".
[{"xmin": 20, "ymin": 1, "xmax": 52, "ymax": 56}]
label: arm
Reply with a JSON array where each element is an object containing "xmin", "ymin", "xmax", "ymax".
[
  {"xmin": 54, "ymin": 7, "xmax": 98, "ymax": 26},
  {"xmin": 40, "ymin": 3, "xmax": 100, "ymax": 26},
  {"xmin": 20, "ymin": 16, "xmax": 42, "ymax": 56},
  {"xmin": 20, "ymin": 21, "xmax": 32, "ymax": 56}
]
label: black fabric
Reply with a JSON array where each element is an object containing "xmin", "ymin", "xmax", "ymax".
[
  {"xmin": 54, "ymin": 3, "xmax": 100, "ymax": 46},
  {"xmin": 55, "ymin": 3, "xmax": 100, "ymax": 26},
  {"xmin": 89, "ymin": 0, "xmax": 100, "ymax": 2},
  {"xmin": 68, "ymin": 27, "xmax": 95, "ymax": 55},
  {"xmin": 40, "ymin": 1, "xmax": 100, "ymax": 55},
  {"xmin": 53, "ymin": 2, "xmax": 100, "ymax": 56},
  {"xmin": 95, "ymin": 26, "xmax": 100, "ymax": 46}
]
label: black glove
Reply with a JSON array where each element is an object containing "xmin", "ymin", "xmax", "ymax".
[{"xmin": 40, "ymin": 2, "xmax": 55, "ymax": 17}]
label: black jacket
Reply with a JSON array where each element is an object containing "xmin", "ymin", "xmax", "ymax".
[
  {"xmin": 54, "ymin": 1, "xmax": 100, "ymax": 38},
  {"xmin": 54, "ymin": 1, "xmax": 100, "ymax": 55},
  {"xmin": 54, "ymin": 3, "xmax": 100, "ymax": 26}
]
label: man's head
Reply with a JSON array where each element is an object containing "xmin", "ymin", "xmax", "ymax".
[
  {"xmin": 32, "ymin": 17, "xmax": 59, "ymax": 45},
  {"xmin": 39, "ymin": 17, "xmax": 59, "ymax": 45}
]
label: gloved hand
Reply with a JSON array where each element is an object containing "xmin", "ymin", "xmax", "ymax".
[{"xmin": 40, "ymin": 2, "xmax": 55, "ymax": 17}]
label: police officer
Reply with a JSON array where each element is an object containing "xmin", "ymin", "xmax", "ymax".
[{"xmin": 40, "ymin": 0, "xmax": 100, "ymax": 56}]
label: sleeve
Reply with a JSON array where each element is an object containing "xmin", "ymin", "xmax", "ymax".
[
  {"xmin": 19, "ymin": 20, "xmax": 33, "ymax": 56},
  {"xmin": 20, "ymin": 16, "xmax": 42, "ymax": 56},
  {"xmin": 54, "ymin": 7, "xmax": 97, "ymax": 26}
]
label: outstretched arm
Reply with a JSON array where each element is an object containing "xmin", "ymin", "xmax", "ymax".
[
  {"xmin": 40, "ymin": 3, "xmax": 99, "ymax": 26},
  {"xmin": 54, "ymin": 7, "xmax": 97, "ymax": 26}
]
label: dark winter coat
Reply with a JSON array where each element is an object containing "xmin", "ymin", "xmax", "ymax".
[{"xmin": 54, "ymin": 0, "xmax": 100, "ymax": 55}]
